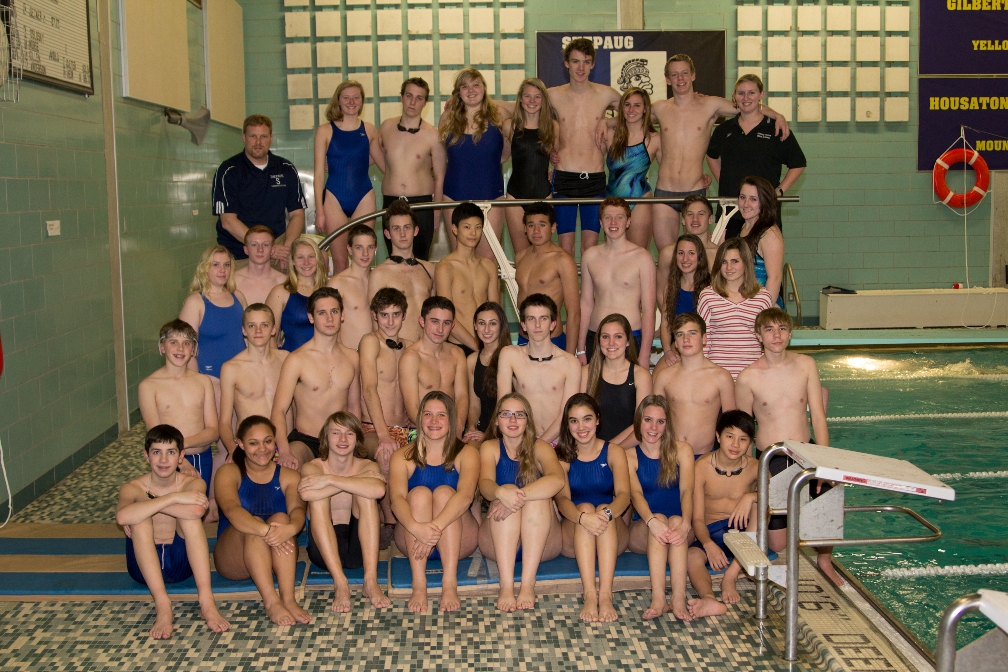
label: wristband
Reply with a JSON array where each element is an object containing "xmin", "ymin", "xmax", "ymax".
[
  {"xmin": 578, "ymin": 512, "xmax": 584, "ymax": 525},
  {"xmin": 646, "ymin": 516, "xmax": 658, "ymax": 527},
  {"xmin": 575, "ymin": 350, "xmax": 586, "ymax": 357}
]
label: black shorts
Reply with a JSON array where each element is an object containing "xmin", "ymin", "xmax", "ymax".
[
  {"xmin": 307, "ymin": 514, "xmax": 364, "ymax": 570},
  {"xmin": 288, "ymin": 429, "xmax": 320, "ymax": 458}
]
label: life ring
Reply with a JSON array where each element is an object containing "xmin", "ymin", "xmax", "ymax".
[{"xmin": 933, "ymin": 148, "xmax": 990, "ymax": 208}]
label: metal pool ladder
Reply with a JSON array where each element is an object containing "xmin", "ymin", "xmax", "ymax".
[
  {"xmin": 728, "ymin": 440, "xmax": 955, "ymax": 662},
  {"xmin": 935, "ymin": 590, "xmax": 1008, "ymax": 672}
]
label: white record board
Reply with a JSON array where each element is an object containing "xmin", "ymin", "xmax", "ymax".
[{"xmin": 11, "ymin": 0, "xmax": 95, "ymax": 94}]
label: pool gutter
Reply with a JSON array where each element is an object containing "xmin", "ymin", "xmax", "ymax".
[{"xmin": 833, "ymin": 560, "xmax": 937, "ymax": 669}]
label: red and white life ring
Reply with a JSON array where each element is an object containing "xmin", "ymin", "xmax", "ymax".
[{"xmin": 933, "ymin": 148, "xmax": 990, "ymax": 208}]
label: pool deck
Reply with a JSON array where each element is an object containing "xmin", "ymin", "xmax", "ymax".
[{"xmin": 791, "ymin": 327, "xmax": 1008, "ymax": 348}]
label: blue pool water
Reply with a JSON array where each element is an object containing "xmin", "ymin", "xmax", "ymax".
[{"xmin": 811, "ymin": 347, "xmax": 1008, "ymax": 652}]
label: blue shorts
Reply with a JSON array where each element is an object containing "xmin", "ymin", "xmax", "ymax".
[
  {"xmin": 552, "ymin": 170, "xmax": 605, "ymax": 236},
  {"xmin": 689, "ymin": 519, "xmax": 740, "ymax": 567},
  {"xmin": 516, "ymin": 333, "xmax": 567, "ymax": 350},
  {"xmin": 126, "ymin": 532, "xmax": 193, "ymax": 585},
  {"xmin": 185, "ymin": 447, "xmax": 213, "ymax": 495}
]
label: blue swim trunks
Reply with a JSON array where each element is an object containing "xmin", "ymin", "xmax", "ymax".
[
  {"xmin": 126, "ymin": 532, "xmax": 194, "ymax": 585},
  {"xmin": 689, "ymin": 518, "xmax": 741, "ymax": 567},
  {"xmin": 185, "ymin": 447, "xmax": 213, "ymax": 495},
  {"xmin": 516, "ymin": 333, "xmax": 567, "ymax": 350}
]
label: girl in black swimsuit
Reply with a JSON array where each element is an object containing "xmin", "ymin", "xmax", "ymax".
[
  {"xmin": 464, "ymin": 302, "xmax": 512, "ymax": 443},
  {"xmin": 583, "ymin": 314, "xmax": 653, "ymax": 445},
  {"xmin": 503, "ymin": 78, "xmax": 559, "ymax": 254}
]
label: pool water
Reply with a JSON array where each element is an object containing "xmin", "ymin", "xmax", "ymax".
[{"xmin": 810, "ymin": 347, "xmax": 1008, "ymax": 652}]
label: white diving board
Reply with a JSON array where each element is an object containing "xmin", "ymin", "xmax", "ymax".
[
  {"xmin": 779, "ymin": 440, "xmax": 956, "ymax": 501},
  {"xmin": 979, "ymin": 590, "xmax": 1008, "ymax": 634}
]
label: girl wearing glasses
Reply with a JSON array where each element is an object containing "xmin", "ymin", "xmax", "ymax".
[
  {"xmin": 554, "ymin": 393, "xmax": 631, "ymax": 623},
  {"xmin": 477, "ymin": 393, "xmax": 565, "ymax": 612},
  {"xmin": 388, "ymin": 391, "xmax": 479, "ymax": 613}
]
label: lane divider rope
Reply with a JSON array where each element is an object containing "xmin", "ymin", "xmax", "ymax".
[
  {"xmin": 880, "ymin": 563, "xmax": 1008, "ymax": 579},
  {"xmin": 932, "ymin": 470, "xmax": 1008, "ymax": 482},
  {"xmin": 829, "ymin": 410, "xmax": 1008, "ymax": 422}
]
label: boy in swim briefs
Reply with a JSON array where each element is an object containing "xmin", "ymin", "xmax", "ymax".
[
  {"xmin": 115, "ymin": 424, "xmax": 230, "ymax": 639},
  {"xmin": 686, "ymin": 410, "xmax": 759, "ymax": 618}
]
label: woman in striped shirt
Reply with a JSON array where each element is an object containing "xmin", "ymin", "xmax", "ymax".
[{"xmin": 696, "ymin": 239, "xmax": 773, "ymax": 379}]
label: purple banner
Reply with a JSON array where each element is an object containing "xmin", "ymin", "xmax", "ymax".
[
  {"xmin": 535, "ymin": 31, "xmax": 725, "ymax": 101},
  {"xmin": 920, "ymin": 1, "xmax": 1008, "ymax": 75},
  {"xmin": 918, "ymin": 77, "xmax": 1008, "ymax": 170}
]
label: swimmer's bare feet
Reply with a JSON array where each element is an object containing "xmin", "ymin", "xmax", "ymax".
[
  {"xmin": 440, "ymin": 582, "xmax": 461, "ymax": 612},
  {"xmin": 149, "ymin": 601, "xmax": 174, "ymax": 639},
  {"xmin": 515, "ymin": 584, "xmax": 537, "ymax": 610},
  {"xmin": 580, "ymin": 592, "xmax": 599, "ymax": 622},
  {"xmin": 496, "ymin": 585, "xmax": 517, "ymax": 612},
  {"xmin": 331, "ymin": 578, "xmax": 352, "ymax": 613},
  {"xmin": 264, "ymin": 600, "xmax": 297, "ymax": 626},
  {"xmin": 670, "ymin": 592, "xmax": 691, "ymax": 622},
  {"xmin": 720, "ymin": 580, "xmax": 741, "ymax": 604},
  {"xmin": 284, "ymin": 598, "xmax": 312, "ymax": 624},
  {"xmin": 598, "ymin": 592, "xmax": 618, "ymax": 622},
  {"xmin": 643, "ymin": 594, "xmax": 669, "ymax": 620},
  {"xmin": 199, "ymin": 599, "xmax": 230, "ymax": 633},
  {"xmin": 818, "ymin": 552, "xmax": 845, "ymax": 586},
  {"xmin": 363, "ymin": 578, "xmax": 392, "ymax": 609},
  {"xmin": 688, "ymin": 596, "xmax": 727, "ymax": 618},
  {"xmin": 408, "ymin": 585, "xmax": 428, "ymax": 613}
]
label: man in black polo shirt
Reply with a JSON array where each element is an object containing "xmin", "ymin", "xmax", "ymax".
[
  {"xmin": 706, "ymin": 75, "xmax": 806, "ymax": 234},
  {"xmin": 212, "ymin": 114, "xmax": 306, "ymax": 270}
]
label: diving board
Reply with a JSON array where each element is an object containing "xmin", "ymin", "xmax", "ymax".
[{"xmin": 779, "ymin": 440, "xmax": 956, "ymax": 501}]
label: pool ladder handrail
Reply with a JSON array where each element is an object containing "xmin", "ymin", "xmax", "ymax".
[
  {"xmin": 935, "ymin": 590, "xmax": 1008, "ymax": 672},
  {"xmin": 783, "ymin": 262, "xmax": 802, "ymax": 325},
  {"xmin": 753, "ymin": 442, "xmax": 947, "ymax": 662}
]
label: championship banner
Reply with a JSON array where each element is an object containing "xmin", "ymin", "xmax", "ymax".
[
  {"xmin": 920, "ymin": 1, "xmax": 1008, "ymax": 75},
  {"xmin": 535, "ymin": 31, "xmax": 726, "ymax": 100},
  {"xmin": 918, "ymin": 77, "xmax": 1008, "ymax": 170}
]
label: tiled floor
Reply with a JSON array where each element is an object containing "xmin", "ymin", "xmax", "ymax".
[{"xmin": 0, "ymin": 425, "xmax": 926, "ymax": 671}]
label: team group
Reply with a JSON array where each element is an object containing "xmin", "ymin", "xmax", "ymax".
[{"xmin": 117, "ymin": 39, "xmax": 822, "ymax": 639}]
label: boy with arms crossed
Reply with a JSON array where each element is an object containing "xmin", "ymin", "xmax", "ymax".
[
  {"xmin": 116, "ymin": 424, "xmax": 230, "ymax": 639},
  {"xmin": 735, "ymin": 307, "xmax": 841, "ymax": 584}
]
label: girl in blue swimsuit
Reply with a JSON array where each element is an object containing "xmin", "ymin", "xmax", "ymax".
[
  {"xmin": 438, "ymin": 69, "xmax": 510, "ymax": 257},
  {"xmin": 213, "ymin": 415, "xmax": 310, "ymax": 626},
  {"xmin": 314, "ymin": 80, "xmax": 377, "ymax": 273},
  {"xmin": 265, "ymin": 237, "xmax": 327, "ymax": 353},
  {"xmin": 389, "ymin": 391, "xmax": 480, "ymax": 613},
  {"xmin": 602, "ymin": 88, "xmax": 660, "ymax": 250},
  {"xmin": 737, "ymin": 176, "xmax": 786, "ymax": 308},
  {"xmin": 554, "ymin": 393, "xmax": 631, "ymax": 623},
  {"xmin": 476, "ymin": 393, "xmax": 565, "ymax": 611},
  {"xmin": 625, "ymin": 395, "xmax": 696, "ymax": 621}
]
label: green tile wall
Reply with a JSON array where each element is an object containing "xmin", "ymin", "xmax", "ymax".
[
  {"xmin": 241, "ymin": 0, "xmax": 992, "ymax": 321},
  {"xmin": 0, "ymin": 0, "xmax": 242, "ymax": 510}
]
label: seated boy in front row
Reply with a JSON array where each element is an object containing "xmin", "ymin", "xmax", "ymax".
[
  {"xmin": 736, "ymin": 307, "xmax": 842, "ymax": 585},
  {"xmin": 686, "ymin": 410, "xmax": 759, "ymax": 618},
  {"xmin": 115, "ymin": 424, "xmax": 230, "ymax": 639}
]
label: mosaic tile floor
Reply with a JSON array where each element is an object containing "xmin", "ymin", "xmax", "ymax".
[{"xmin": 0, "ymin": 426, "xmax": 927, "ymax": 671}]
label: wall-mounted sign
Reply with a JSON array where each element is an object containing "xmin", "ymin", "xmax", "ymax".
[
  {"xmin": 920, "ymin": 1, "xmax": 1008, "ymax": 75},
  {"xmin": 918, "ymin": 77, "xmax": 1008, "ymax": 170}
]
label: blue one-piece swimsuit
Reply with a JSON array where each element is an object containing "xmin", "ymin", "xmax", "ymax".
[
  {"xmin": 407, "ymin": 460, "xmax": 462, "ymax": 562},
  {"xmin": 196, "ymin": 293, "xmax": 245, "ymax": 378},
  {"xmin": 634, "ymin": 446, "xmax": 682, "ymax": 518},
  {"xmin": 325, "ymin": 121, "xmax": 373, "ymax": 217},
  {"xmin": 280, "ymin": 291, "xmax": 313, "ymax": 352},
  {"xmin": 217, "ymin": 464, "xmax": 288, "ymax": 537},
  {"xmin": 568, "ymin": 442, "xmax": 614, "ymax": 507},
  {"xmin": 605, "ymin": 142, "xmax": 652, "ymax": 205},
  {"xmin": 443, "ymin": 126, "xmax": 505, "ymax": 201},
  {"xmin": 754, "ymin": 252, "xmax": 786, "ymax": 309}
]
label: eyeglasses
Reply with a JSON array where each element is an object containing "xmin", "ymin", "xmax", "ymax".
[
  {"xmin": 396, "ymin": 117, "xmax": 420, "ymax": 133},
  {"xmin": 388, "ymin": 255, "xmax": 420, "ymax": 266},
  {"xmin": 498, "ymin": 410, "xmax": 528, "ymax": 420}
]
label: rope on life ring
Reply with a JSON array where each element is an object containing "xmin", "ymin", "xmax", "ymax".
[{"xmin": 933, "ymin": 147, "xmax": 990, "ymax": 209}]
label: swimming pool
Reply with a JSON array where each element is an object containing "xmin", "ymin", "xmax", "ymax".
[{"xmin": 810, "ymin": 346, "xmax": 1008, "ymax": 653}]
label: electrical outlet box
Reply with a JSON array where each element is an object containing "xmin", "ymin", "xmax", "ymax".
[
  {"xmin": 46, "ymin": 220, "xmax": 61, "ymax": 236},
  {"xmin": 192, "ymin": 209, "xmax": 199, "ymax": 216}
]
